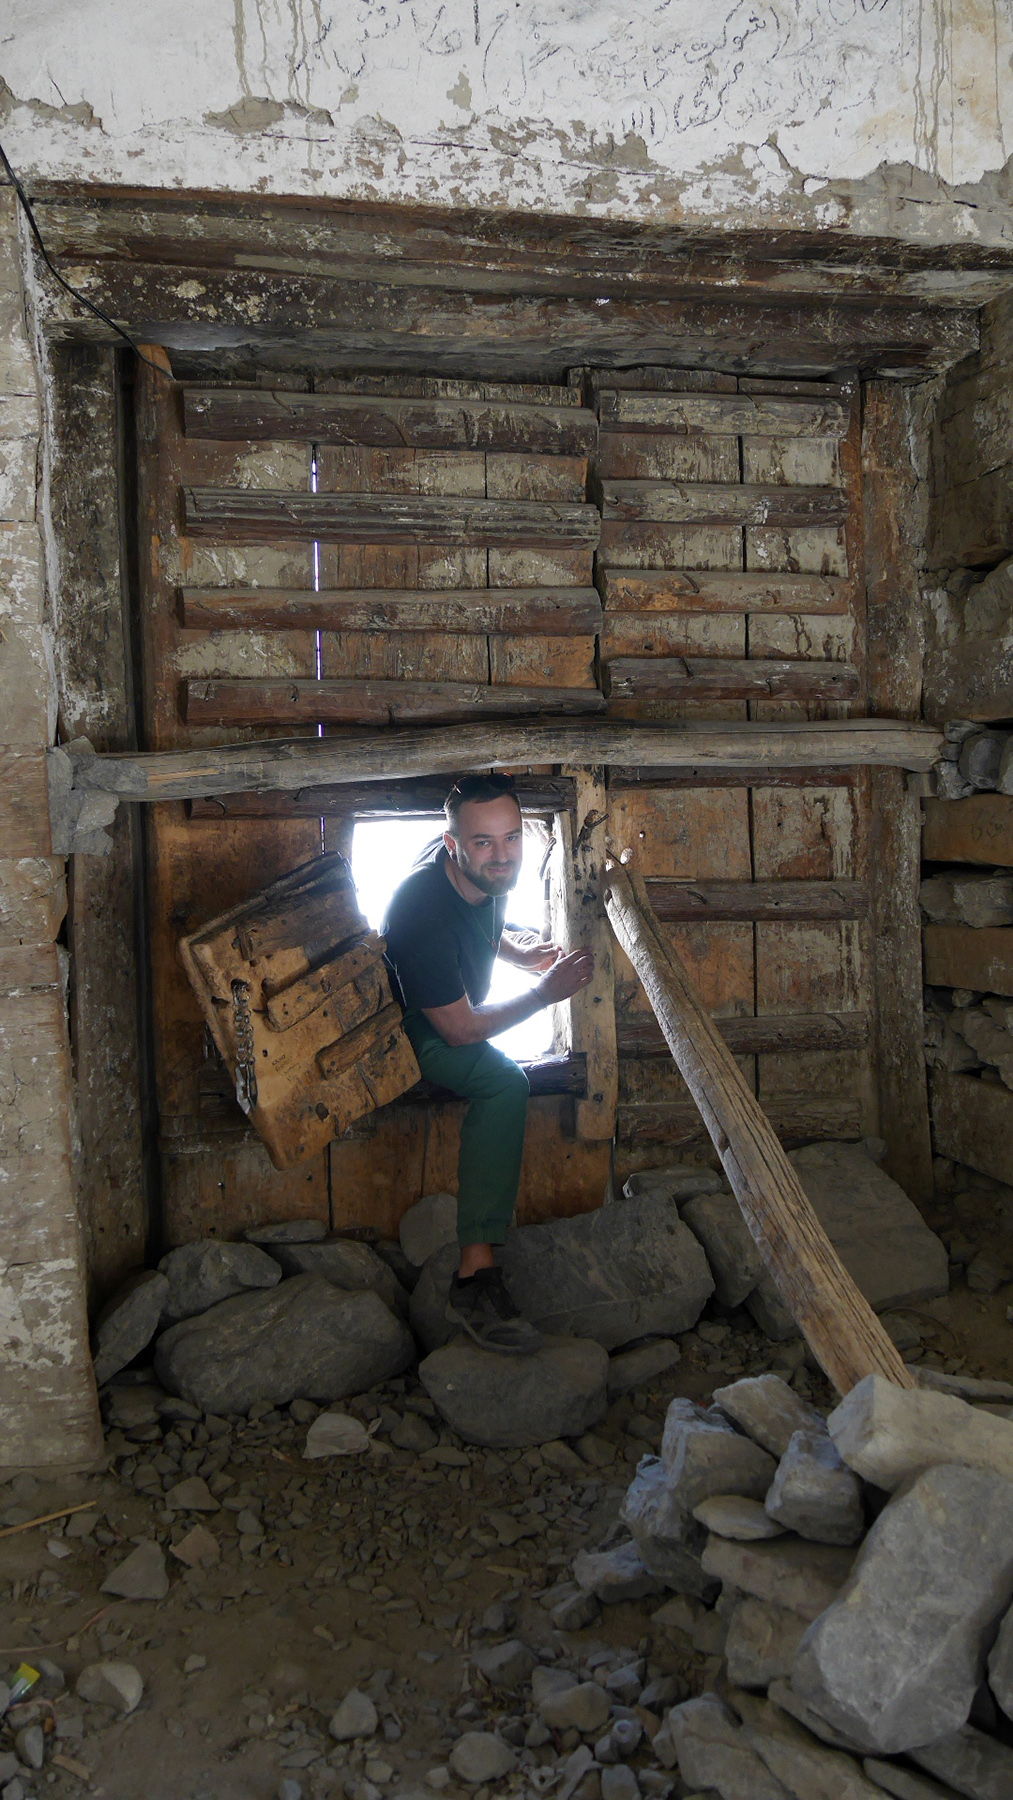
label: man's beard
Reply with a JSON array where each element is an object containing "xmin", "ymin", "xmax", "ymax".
[{"xmin": 456, "ymin": 853, "xmax": 519, "ymax": 896}]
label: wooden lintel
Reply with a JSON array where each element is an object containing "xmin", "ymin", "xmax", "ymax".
[
  {"xmin": 618, "ymin": 1011, "xmax": 868, "ymax": 1059},
  {"xmin": 605, "ymin": 657, "xmax": 860, "ymax": 702},
  {"xmin": 183, "ymin": 679, "xmax": 606, "ymax": 728},
  {"xmin": 645, "ymin": 879, "xmax": 868, "ymax": 922},
  {"xmin": 179, "ymin": 586, "xmax": 603, "ymax": 636},
  {"xmin": 183, "ymin": 388, "xmax": 597, "ymax": 454},
  {"xmin": 187, "ymin": 774, "xmax": 577, "ymax": 819},
  {"xmin": 183, "ymin": 489, "xmax": 600, "ymax": 549}
]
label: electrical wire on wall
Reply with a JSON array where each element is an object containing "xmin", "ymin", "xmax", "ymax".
[{"xmin": 0, "ymin": 138, "xmax": 170, "ymax": 378}]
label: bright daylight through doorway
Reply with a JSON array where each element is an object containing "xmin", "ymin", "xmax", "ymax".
[{"xmin": 351, "ymin": 817, "xmax": 554, "ymax": 1061}]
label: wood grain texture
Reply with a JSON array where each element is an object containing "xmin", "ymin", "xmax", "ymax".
[
  {"xmin": 598, "ymin": 569, "xmax": 849, "ymax": 614},
  {"xmin": 604, "ymin": 864, "xmax": 913, "ymax": 1395},
  {"xmin": 617, "ymin": 1096, "xmax": 864, "ymax": 1146},
  {"xmin": 183, "ymin": 488, "xmax": 601, "ymax": 548},
  {"xmin": 869, "ymin": 768, "xmax": 932, "ymax": 1199},
  {"xmin": 0, "ymin": 749, "xmax": 52, "ymax": 856},
  {"xmin": 188, "ymin": 774, "xmax": 576, "ymax": 819},
  {"xmin": 605, "ymin": 658, "xmax": 859, "ymax": 702},
  {"xmin": 180, "ymin": 586, "xmax": 603, "ymax": 636},
  {"xmin": 931, "ymin": 1069, "xmax": 1013, "ymax": 1188},
  {"xmin": 601, "ymin": 481, "xmax": 848, "ymax": 527},
  {"xmin": 923, "ymin": 924, "xmax": 1013, "ymax": 997},
  {"xmin": 183, "ymin": 677, "xmax": 606, "ymax": 727},
  {"xmin": 618, "ymin": 1011, "xmax": 867, "ymax": 1057},
  {"xmin": 548, "ymin": 769, "xmax": 618, "ymax": 1141},
  {"xmin": 597, "ymin": 391, "xmax": 847, "ymax": 437},
  {"xmin": 183, "ymin": 388, "xmax": 597, "ymax": 453},
  {"xmin": 646, "ymin": 879, "xmax": 868, "ymax": 922},
  {"xmin": 923, "ymin": 794, "xmax": 1013, "ymax": 868}
]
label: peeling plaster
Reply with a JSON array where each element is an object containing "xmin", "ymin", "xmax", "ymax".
[{"xmin": 0, "ymin": 1, "xmax": 1011, "ymax": 246}]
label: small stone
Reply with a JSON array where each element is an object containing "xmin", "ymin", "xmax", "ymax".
[
  {"xmin": 600, "ymin": 1769, "xmax": 641, "ymax": 1800},
  {"xmin": 538, "ymin": 1683, "xmax": 611, "ymax": 1735},
  {"xmin": 764, "ymin": 1429, "xmax": 865, "ymax": 1545},
  {"xmin": 103, "ymin": 1385, "xmax": 161, "ymax": 1429},
  {"xmin": 552, "ymin": 1588, "xmax": 601, "ymax": 1631},
  {"xmin": 100, "ymin": 1540, "xmax": 169, "ymax": 1601},
  {"xmin": 400, "ymin": 1193, "xmax": 458, "ymax": 1266},
  {"xmin": 419, "ymin": 1336, "xmax": 608, "ymax": 1449},
  {"xmin": 76, "ymin": 1661, "xmax": 144, "ymax": 1713},
  {"xmin": 13, "ymin": 1727, "xmax": 43, "ymax": 1771},
  {"xmin": 701, "ymin": 1532, "xmax": 855, "ymax": 1621},
  {"xmin": 692, "ymin": 1495, "xmax": 785, "ymax": 1540},
  {"xmin": 470, "ymin": 1640, "xmax": 535, "ymax": 1691},
  {"xmin": 183, "ymin": 1653, "xmax": 207, "ymax": 1674},
  {"xmin": 65, "ymin": 1510, "xmax": 100, "ymax": 1539},
  {"xmin": 236, "ymin": 1507, "xmax": 263, "ymax": 1536},
  {"xmin": 165, "ymin": 1475, "xmax": 219, "ymax": 1513},
  {"xmin": 424, "ymin": 1768, "xmax": 451, "ymax": 1790},
  {"xmin": 606, "ymin": 1340, "xmax": 681, "ymax": 1398},
  {"xmin": 724, "ymin": 1596, "xmax": 808, "ymax": 1689},
  {"xmin": 573, "ymin": 1541, "xmax": 663, "ymax": 1603},
  {"xmin": 662, "ymin": 1398, "xmax": 777, "ymax": 1506},
  {"xmin": 278, "ymin": 1782, "xmax": 304, "ymax": 1800},
  {"xmin": 620, "ymin": 1456, "xmax": 715, "ymax": 1598},
  {"xmin": 828, "ymin": 1374, "xmax": 1013, "ymax": 1490},
  {"xmin": 171, "ymin": 1524, "xmax": 220, "ymax": 1568},
  {"xmin": 390, "ymin": 1412, "xmax": 439, "ymax": 1453},
  {"xmin": 541, "ymin": 1439, "xmax": 588, "ymax": 1476},
  {"xmin": 713, "ymin": 1373, "xmax": 827, "ymax": 1456},
  {"xmin": 605, "ymin": 1664, "xmax": 644, "ymax": 1705},
  {"xmin": 243, "ymin": 1218, "xmax": 328, "ymax": 1244},
  {"xmin": 329, "ymin": 1688, "xmax": 378, "ymax": 1741},
  {"xmin": 364, "ymin": 1760, "xmax": 394, "ymax": 1784},
  {"xmin": 289, "ymin": 1398, "xmax": 318, "ymax": 1424},
  {"xmin": 966, "ymin": 1250, "xmax": 1011, "ymax": 1295},
  {"xmin": 304, "ymin": 1411, "xmax": 375, "ymax": 1458},
  {"xmin": 159, "ymin": 1238, "xmax": 282, "ymax": 1323},
  {"xmin": 651, "ymin": 1593, "xmax": 706, "ymax": 1635},
  {"xmin": 92, "ymin": 1270, "xmax": 170, "ymax": 1385},
  {"xmin": 448, "ymin": 1731, "xmax": 517, "ymax": 1785}
]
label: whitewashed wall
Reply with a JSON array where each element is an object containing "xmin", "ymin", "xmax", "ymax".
[{"xmin": 2, "ymin": 0, "xmax": 1012, "ymax": 245}]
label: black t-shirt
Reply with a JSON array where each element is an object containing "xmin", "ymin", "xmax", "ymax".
[{"xmin": 383, "ymin": 842, "xmax": 508, "ymax": 1012}]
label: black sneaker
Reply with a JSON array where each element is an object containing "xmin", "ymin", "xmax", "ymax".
[{"xmin": 446, "ymin": 1267, "xmax": 545, "ymax": 1356}]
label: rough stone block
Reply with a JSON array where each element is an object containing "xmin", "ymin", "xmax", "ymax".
[
  {"xmin": 863, "ymin": 1758, "xmax": 966, "ymax": 1800},
  {"xmin": 734, "ymin": 1691, "xmax": 886, "ymax": 1800},
  {"xmin": 399, "ymin": 1192, "xmax": 458, "ymax": 1266},
  {"xmin": 713, "ymin": 1375, "xmax": 827, "ymax": 1458},
  {"xmin": 829, "ymin": 1375, "xmax": 1013, "ymax": 1490},
  {"xmin": 607, "ymin": 1339, "xmax": 681, "ymax": 1398},
  {"xmin": 500, "ymin": 1198, "xmax": 714, "ymax": 1350},
  {"xmin": 701, "ymin": 1534, "xmax": 855, "ymax": 1622},
  {"xmin": 665, "ymin": 1693, "xmax": 790, "ymax": 1800},
  {"xmin": 792, "ymin": 1464, "xmax": 1013, "ymax": 1754},
  {"xmin": 408, "ymin": 1242, "xmax": 459, "ymax": 1353},
  {"xmin": 692, "ymin": 1495, "xmax": 784, "ymax": 1541},
  {"xmin": 418, "ymin": 1335, "xmax": 607, "ymax": 1449},
  {"xmin": 92, "ymin": 1269, "xmax": 169, "ymax": 1386},
  {"xmin": 158, "ymin": 1238, "xmax": 282, "ymax": 1323},
  {"xmin": 764, "ymin": 1429, "xmax": 865, "ymax": 1545},
  {"xmin": 573, "ymin": 1541, "xmax": 663, "ymax": 1604},
  {"xmin": 619, "ymin": 1456, "xmax": 716, "ymax": 1599},
  {"xmin": 264, "ymin": 1236, "xmax": 408, "ymax": 1316},
  {"xmin": 987, "ymin": 1598, "xmax": 1013, "ymax": 1721},
  {"xmin": 911, "ymin": 1725, "xmax": 1013, "ymax": 1800},
  {"xmin": 681, "ymin": 1192, "xmax": 763, "ymax": 1309},
  {"xmin": 789, "ymin": 1143, "xmax": 949, "ymax": 1314},
  {"xmin": 623, "ymin": 1166, "xmax": 723, "ymax": 1203},
  {"xmin": 724, "ymin": 1598, "xmax": 808, "ymax": 1690},
  {"xmin": 662, "ymin": 1399, "xmax": 776, "ymax": 1507}
]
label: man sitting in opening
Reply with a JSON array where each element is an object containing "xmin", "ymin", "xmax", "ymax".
[{"xmin": 383, "ymin": 773, "xmax": 594, "ymax": 1355}]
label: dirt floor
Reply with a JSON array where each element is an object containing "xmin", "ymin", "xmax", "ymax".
[{"xmin": 2, "ymin": 1172, "xmax": 1012, "ymax": 1800}]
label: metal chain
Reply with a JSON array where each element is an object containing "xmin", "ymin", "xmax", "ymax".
[{"xmin": 231, "ymin": 979, "xmax": 258, "ymax": 1115}]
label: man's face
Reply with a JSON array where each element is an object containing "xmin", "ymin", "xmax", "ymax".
[{"xmin": 445, "ymin": 795, "xmax": 524, "ymax": 896}]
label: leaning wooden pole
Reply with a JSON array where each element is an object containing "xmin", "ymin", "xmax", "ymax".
[{"xmin": 604, "ymin": 862, "xmax": 915, "ymax": 1395}]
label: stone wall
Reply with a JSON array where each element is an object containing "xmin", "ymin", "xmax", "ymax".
[{"xmin": 0, "ymin": 185, "xmax": 103, "ymax": 1471}]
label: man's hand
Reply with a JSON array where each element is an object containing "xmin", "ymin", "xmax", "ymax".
[
  {"xmin": 502, "ymin": 936, "xmax": 567, "ymax": 972},
  {"xmin": 536, "ymin": 947, "xmax": 596, "ymax": 1004}
]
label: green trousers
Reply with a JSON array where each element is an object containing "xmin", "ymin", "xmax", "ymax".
[{"xmin": 403, "ymin": 1013, "xmax": 529, "ymax": 1246}]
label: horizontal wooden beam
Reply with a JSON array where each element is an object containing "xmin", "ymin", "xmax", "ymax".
[
  {"xmin": 183, "ymin": 679, "xmax": 606, "ymax": 728},
  {"xmin": 923, "ymin": 924, "xmax": 1013, "ymax": 997},
  {"xmin": 179, "ymin": 586, "xmax": 603, "ymax": 636},
  {"xmin": 609, "ymin": 764, "xmax": 860, "ymax": 789},
  {"xmin": 601, "ymin": 481, "xmax": 848, "ymax": 527},
  {"xmin": 54, "ymin": 718, "xmax": 943, "ymax": 804},
  {"xmin": 183, "ymin": 489, "xmax": 600, "ymax": 548},
  {"xmin": 605, "ymin": 657, "xmax": 859, "ymax": 702},
  {"xmin": 931, "ymin": 1069, "xmax": 1013, "ymax": 1188},
  {"xmin": 409, "ymin": 1051, "xmax": 587, "ymax": 1103},
  {"xmin": 618, "ymin": 1011, "xmax": 868, "ymax": 1058},
  {"xmin": 617, "ymin": 1094, "xmax": 863, "ymax": 1147},
  {"xmin": 183, "ymin": 388, "xmax": 596, "ymax": 454},
  {"xmin": 597, "ymin": 391, "xmax": 847, "ymax": 438},
  {"xmin": 188, "ymin": 774, "xmax": 577, "ymax": 819},
  {"xmin": 598, "ymin": 569, "xmax": 850, "ymax": 615},
  {"xmin": 644, "ymin": 879, "xmax": 868, "ymax": 922},
  {"xmin": 922, "ymin": 794, "xmax": 1013, "ymax": 868}
]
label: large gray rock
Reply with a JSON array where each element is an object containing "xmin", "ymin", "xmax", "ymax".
[
  {"xmin": 665, "ymin": 1694, "xmax": 791, "ymax": 1800},
  {"xmin": 408, "ymin": 1242, "xmax": 459, "ymax": 1353},
  {"xmin": 693, "ymin": 1494, "xmax": 785, "ymax": 1541},
  {"xmin": 746, "ymin": 1272, "xmax": 801, "ymax": 1341},
  {"xmin": 863, "ymin": 1759, "xmax": 966, "ymax": 1800},
  {"xmin": 662, "ymin": 1397, "xmax": 777, "ymax": 1506},
  {"xmin": 713, "ymin": 1374, "xmax": 827, "ymax": 1457},
  {"xmin": 987, "ymin": 1598, "xmax": 1013, "ymax": 1720},
  {"xmin": 792, "ymin": 1463, "xmax": 1013, "ymax": 1754},
  {"xmin": 829, "ymin": 1375, "xmax": 1013, "ymax": 1490},
  {"xmin": 607, "ymin": 1339, "xmax": 681, "ymax": 1398},
  {"xmin": 702, "ymin": 1534, "xmax": 855, "ymax": 1621},
  {"xmin": 264, "ymin": 1236, "xmax": 407, "ymax": 1316},
  {"xmin": 724, "ymin": 1598, "xmax": 808, "ymax": 1690},
  {"xmin": 681, "ymin": 1192, "xmax": 763, "ymax": 1309},
  {"xmin": 500, "ymin": 1198, "xmax": 714, "ymax": 1350},
  {"xmin": 911, "ymin": 1725, "xmax": 1013, "ymax": 1800},
  {"xmin": 623, "ymin": 1166, "xmax": 723, "ymax": 1203},
  {"xmin": 100, "ymin": 1540, "xmax": 168, "ymax": 1601},
  {"xmin": 619, "ymin": 1456, "xmax": 716, "ymax": 1600},
  {"xmin": 92, "ymin": 1270, "xmax": 169, "ymax": 1385},
  {"xmin": 791, "ymin": 1143, "xmax": 949, "ymax": 1315},
  {"xmin": 154, "ymin": 1274, "xmax": 414, "ymax": 1413},
  {"xmin": 734, "ymin": 1692, "xmax": 886, "ymax": 1800},
  {"xmin": 418, "ymin": 1335, "xmax": 607, "ymax": 1449},
  {"xmin": 765, "ymin": 1429, "xmax": 865, "ymax": 1546},
  {"xmin": 399, "ymin": 1192, "xmax": 458, "ymax": 1267},
  {"xmin": 158, "ymin": 1239, "xmax": 282, "ymax": 1324}
]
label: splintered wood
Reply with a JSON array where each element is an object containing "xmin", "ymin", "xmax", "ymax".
[
  {"xmin": 603, "ymin": 861, "xmax": 914, "ymax": 1395},
  {"xmin": 179, "ymin": 854, "xmax": 420, "ymax": 1170}
]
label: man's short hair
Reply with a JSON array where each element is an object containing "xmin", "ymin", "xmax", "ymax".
[{"xmin": 444, "ymin": 772, "xmax": 520, "ymax": 834}]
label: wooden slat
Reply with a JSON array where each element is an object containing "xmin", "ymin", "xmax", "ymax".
[
  {"xmin": 605, "ymin": 658, "xmax": 859, "ymax": 702},
  {"xmin": 923, "ymin": 924, "xmax": 1013, "ymax": 997},
  {"xmin": 923, "ymin": 794, "xmax": 1013, "ymax": 868},
  {"xmin": 183, "ymin": 389, "xmax": 597, "ymax": 454},
  {"xmin": 597, "ymin": 569, "xmax": 849, "ymax": 615},
  {"xmin": 409, "ymin": 1051, "xmax": 587, "ymax": 1102},
  {"xmin": 601, "ymin": 481, "xmax": 848, "ymax": 527},
  {"xmin": 183, "ymin": 678, "xmax": 606, "ymax": 727},
  {"xmin": 618, "ymin": 1011, "xmax": 868, "ymax": 1058},
  {"xmin": 183, "ymin": 489, "xmax": 600, "ymax": 548},
  {"xmin": 645, "ymin": 879, "xmax": 868, "ymax": 922},
  {"xmin": 618, "ymin": 1095, "xmax": 863, "ymax": 1146},
  {"xmin": 180, "ymin": 586, "xmax": 603, "ymax": 636},
  {"xmin": 188, "ymin": 774, "xmax": 578, "ymax": 820},
  {"xmin": 931, "ymin": 1069, "xmax": 1013, "ymax": 1188},
  {"xmin": 609, "ymin": 765, "xmax": 860, "ymax": 790},
  {"xmin": 598, "ymin": 391, "xmax": 848, "ymax": 437}
]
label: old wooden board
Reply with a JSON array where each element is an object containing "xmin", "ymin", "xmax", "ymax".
[
  {"xmin": 183, "ymin": 489, "xmax": 600, "ymax": 548},
  {"xmin": 605, "ymin": 659, "xmax": 859, "ymax": 702},
  {"xmin": 188, "ymin": 774, "xmax": 577, "ymax": 819},
  {"xmin": 600, "ymin": 482, "xmax": 849, "ymax": 527},
  {"xmin": 598, "ymin": 569, "xmax": 850, "ymax": 614},
  {"xmin": 180, "ymin": 586, "xmax": 603, "ymax": 635},
  {"xmin": 597, "ymin": 391, "xmax": 848, "ymax": 437},
  {"xmin": 931, "ymin": 1069, "xmax": 1013, "ymax": 1188},
  {"xmin": 618, "ymin": 1011, "xmax": 867, "ymax": 1057},
  {"xmin": 547, "ymin": 769, "xmax": 618, "ymax": 1142},
  {"xmin": 617, "ymin": 1095, "xmax": 863, "ymax": 1146},
  {"xmin": 923, "ymin": 794, "xmax": 1013, "ymax": 867},
  {"xmin": 923, "ymin": 924, "xmax": 1013, "ymax": 996},
  {"xmin": 183, "ymin": 388, "xmax": 597, "ymax": 453},
  {"xmin": 645, "ymin": 879, "xmax": 868, "ymax": 922},
  {"xmin": 184, "ymin": 678, "xmax": 606, "ymax": 727}
]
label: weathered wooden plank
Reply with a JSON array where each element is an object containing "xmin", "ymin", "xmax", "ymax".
[
  {"xmin": 58, "ymin": 718, "xmax": 945, "ymax": 803},
  {"xmin": 923, "ymin": 794, "xmax": 1013, "ymax": 867},
  {"xmin": 0, "ymin": 748, "xmax": 52, "ymax": 856},
  {"xmin": 547, "ymin": 770, "xmax": 618, "ymax": 1142},
  {"xmin": 188, "ymin": 774, "xmax": 578, "ymax": 819},
  {"xmin": 598, "ymin": 391, "xmax": 847, "ymax": 437},
  {"xmin": 931, "ymin": 1069, "xmax": 1013, "ymax": 1187},
  {"xmin": 605, "ymin": 658, "xmax": 859, "ymax": 702},
  {"xmin": 601, "ymin": 481, "xmax": 849, "ymax": 527},
  {"xmin": 618, "ymin": 1011, "xmax": 868, "ymax": 1058},
  {"xmin": 610, "ymin": 765, "xmax": 860, "ymax": 790},
  {"xmin": 645, "ymin": 879, "xmax": 868, "ymax": 922},
  {"xmin": 183, "ymin": 388, "xmax": 597, "ymax": 453},
  {"xmin": 617, "ymin": 1095, "xmax": 863, "ymax": 1146},
  {"xmin": 183, "ymin": 678, "xmax": 606, "ymax": 727},
  {"xmin": 183, "ymin": 488, "xmax": 600, "ymax": 548},
  {"xmin": 598, "ymin": 569, "xmax": 850, "ymax": 615},
  {"xmin": 179, "ymin": 585, "xmax": 603, "ymax": 636},
  {"xmin": 869, "ymin": 767, "xmax": 933, "ymax": 1200},
  {"xmin": 923, "ymin": 924, "xmax": 1013, "ymax": 996},
  {"xmin": 597, "ymin": 432, "xmax": 740, "ymax": 483},
  {"xmin": 410, "ymin": 1051, "xmax": 588, "ymax": 1102}
]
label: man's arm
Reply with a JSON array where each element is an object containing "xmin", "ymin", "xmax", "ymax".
[
  {"xmin": 422, "ymin": 948, "xmax": 595, "ymax": 1048},
  {"xmin": 497, "ymin": 928, "xmax": 565, "ymax": 973}
]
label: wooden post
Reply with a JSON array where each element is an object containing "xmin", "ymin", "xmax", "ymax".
[{"xmin": 603, "ymin": 862, "xmax": 915, "ymax": 1395}]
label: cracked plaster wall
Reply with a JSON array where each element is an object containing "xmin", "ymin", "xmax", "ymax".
[{"xmin": 1, "ymin": 1, "xmax": 1012, "ymax": 246}]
